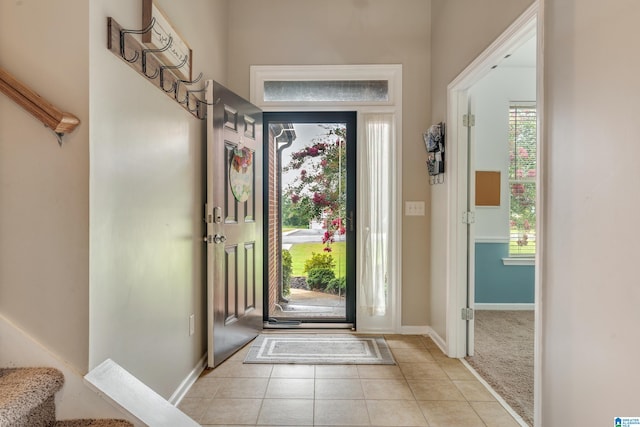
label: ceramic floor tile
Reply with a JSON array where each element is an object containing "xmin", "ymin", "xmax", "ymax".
[
  {"xmin": 418, "ymin": 400, "xmax": 486, "ymax": 427},
  {"xmin": 399, "ymin": 362, "xmax": 449, "ymax": 380},
  {"xmin": 437, "ymin": 358, "xmax": 476, "ymax": 380},
  {"xmin": 315, "ymin": 378, "xmax": 364, "ymax": 399},
  {"xmin": 265, "ymin": 378, "xmax": 315, "ymax": 399},
  {"xmin": 407, "ymin": 379, "xmax": 466, "ymax": 401},
  {"xmin": 360, "ymin": 379, "xmax": 414, "ymax": 400},
  {"xmin": 214, "ymin": 377, "xmax": 269, "ymax": 399},
  {"xmin": 271, "ymin": 364, "xmax": 315, "ymax": 378},
  {"xmin": 177, "ymin": 397, "xmax": 210, "ymax": 423},
  {"xmin": 200, "ymin": 398, "xmax": 262, "ymax": 425},
  {"xmin": 315, "ymin": 365, "xmax": 359, "ymax": 378},
  {"xmin": 390, "ymin": 348, "xmax": 436, "ymax": 363},
  {"xmin": 228, "ymin": 344, "xmax": 252, "ymax": 361},
  {"xmin": 383, "ymin": 335, "xmax": 426, "ymax": 350},
  {"xmin": 470, "ymin": 401, "xmax": 521, "ymax": 427},
  {"xmin": 185, "ymin": 377, "xmax": 223, "ymax": 398},
  {"xmin": 356, "ymin": 365, "xmax": 404, "ymax": 379},
  {"xmin": 365, "ymin": 399, "xmax": 428, "ymax": 426},
  {"xmin": 257, "ymin": 398, "xmax": 314, "ymax": 425},
  {"xmin": 314, "ymin": 399, "xmax": 370, "ymax": 426},
  {"xmin": 206, "ymin": 361, "xmax": 274, "ymax": 378},
  {"xmin": 453, "ymin": 380, "xmax": 496, "ymax": 401}
]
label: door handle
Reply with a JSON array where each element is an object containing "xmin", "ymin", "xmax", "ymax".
[{"xmin": 203, "ymin": 234, "xmax": 226, "ymax": 244}]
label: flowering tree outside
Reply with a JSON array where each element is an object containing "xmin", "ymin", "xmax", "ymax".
[
  {"xmin": 508, "ymin": 105, "xmax": 537, "ymax": 254},
  {"xmin": 283, "ymin": 124, "xmax": 347, "ymax": 252}
]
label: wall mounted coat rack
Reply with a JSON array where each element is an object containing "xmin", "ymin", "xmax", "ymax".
[
  {"xmin": 0, "ymin": 66, "xmax": 80, "ymax": 146},
  {"xmin": 107, "ymin": 17, "xmax": 209, "ymax": 119}
]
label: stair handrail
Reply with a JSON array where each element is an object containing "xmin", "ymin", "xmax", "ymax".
[{"xmin": 0, "ymin": 65, "xmax": 80, "ymax": 146}]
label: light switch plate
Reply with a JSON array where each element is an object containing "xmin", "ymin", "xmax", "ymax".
[{"xmin": 405, "ymin": 201, "xmax": 425, "ymax": 216}]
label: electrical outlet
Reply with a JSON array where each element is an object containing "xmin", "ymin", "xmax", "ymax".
[
  {"xmin": 405, "ymin": 201, "xmax": 425, "ymax": 216},
  {"xmin": 189, "ymin": 314, "xmax": 195, "ymax": 336}
]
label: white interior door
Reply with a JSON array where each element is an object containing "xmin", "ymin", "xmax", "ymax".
[
  {"xmin": 465, "ymin": 96, "xmax": 476, "ymax": 357},
  {"xmin": 206, "ymin": 81, "xmax": 263, "ymax": 367}
]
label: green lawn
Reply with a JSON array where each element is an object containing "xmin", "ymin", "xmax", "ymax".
[
  {"xmin": 508, "ymin": 238, "xmax": 536, "ymax": 256},
  {"xmin": 287, "ymin": 242, "xmax": 346, "ymax": 277}
]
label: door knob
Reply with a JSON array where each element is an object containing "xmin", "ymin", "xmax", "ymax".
[{"xmin": 213, "ymin": 234, "xmax": 226, "ymax": 244}]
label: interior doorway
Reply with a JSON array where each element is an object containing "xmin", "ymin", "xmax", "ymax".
[
  {"xmin": 263, "ymin": 111, "xmax": 356, "ymax": 327},
  {"xmin": 444, "ymin": 2, "xmax": 540, "ymax": 425}
]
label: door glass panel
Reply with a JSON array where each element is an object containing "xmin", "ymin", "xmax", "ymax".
[{"xmin": 273, "ymin": 122, "xmax": 348, "ymax": 320}]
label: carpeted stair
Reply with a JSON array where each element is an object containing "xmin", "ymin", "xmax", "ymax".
[{"xmin": 0, "ymin": 368, "xmax": 133, "ymax": 427}]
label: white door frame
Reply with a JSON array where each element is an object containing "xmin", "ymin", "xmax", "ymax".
[
  {"xmin": 250, "ymin": 64, "xmax": 403, "ymax": 333},
  {"xmin": 444, "ymin": 1, "xmax": 543, "ymax": 424}
]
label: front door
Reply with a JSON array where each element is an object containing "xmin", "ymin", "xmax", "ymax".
[
  {"xmin": 206, "ymin": 81, "xmax": 263, "ymax": 367},
  {"xmin": 263, "ymin": 112, "xmax": 356, "ymax": 326}
]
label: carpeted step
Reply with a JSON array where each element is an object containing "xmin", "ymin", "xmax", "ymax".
[
  {"xmin": 0, "ymin": 367, "xmax": 64, "ymax": 427},
  {"xmin": 54, "ymin": 419, "xmax": 134, "ymax": 426}
]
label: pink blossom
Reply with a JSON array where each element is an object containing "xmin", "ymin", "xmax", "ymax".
[
  {"xmin": 527, "ymin": 169, "xmax": 536, "ymax": 177},
  {"xmin": 516, "ymin": 169, "xmax": 524, "ymax": 178},
  {"xmin": 323, "ymin": 246, "xmax": 332, "ymax": 252},
  {"xmin": 518, "ymin": 147, "xmax": 529, "ymax": 158},
  {"xmin": 290, "ymin": 194, "xmax": 300, "ymax": 204}
]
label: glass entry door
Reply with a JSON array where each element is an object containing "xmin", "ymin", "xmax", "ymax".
[{"xmin": 264, "ymin": 112, "xmax": 356, "ymax": 326}]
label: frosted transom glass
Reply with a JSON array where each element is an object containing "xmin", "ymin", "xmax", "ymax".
[{"xmin": 263, "ymin": 80, "xmax": 389, "ymax": 102}]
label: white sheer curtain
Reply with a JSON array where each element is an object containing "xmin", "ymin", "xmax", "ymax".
[{"xmin": 359, "ymin": 113, "xmax": 394, "ymax": 316}]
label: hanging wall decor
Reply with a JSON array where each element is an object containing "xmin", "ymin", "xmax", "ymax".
[
  {"xmin": 142, "ymin": 0, "xmax": 192, "ymax": 81},
  {"xmin": 230, "ymin": 146, "xmax": 254, "ymax": 202},
  {"xmin": 107, "ymin": 17, "xmax": 208, "ymax": 119}
]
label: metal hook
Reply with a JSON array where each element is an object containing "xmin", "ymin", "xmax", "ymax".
[
  {"xmin": 185, "ymin": 88, "xmax": 206, "ymax": 112},
  {"xmin": 119, "ymin": 18, "xmax": 156, "ymax": 63},
  {"xmin": 175, "ymin": 72, "xmax": 203, "ymax": 103},
  {"xmin": 141, "ymin": 35, "xmax": 172, "ymax": 79},
  {"xmin": 159, "ymin": 54, "xmax": 188, "ymax": 93}
]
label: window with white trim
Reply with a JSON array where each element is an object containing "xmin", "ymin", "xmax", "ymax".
[{"xmin": 508, "ymin": 103, "xmax": 537, "ymax": 256}]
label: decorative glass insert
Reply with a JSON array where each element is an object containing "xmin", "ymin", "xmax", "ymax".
[{"xmin": 263, "ymin": 80, "xmax": 389, "ymax": 102}]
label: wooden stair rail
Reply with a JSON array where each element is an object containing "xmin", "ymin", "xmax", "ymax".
[{"xmin": 0, "ymin": 66, "xmax": 80, "ymax": 145}]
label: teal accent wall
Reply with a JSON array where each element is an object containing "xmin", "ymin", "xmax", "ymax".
[{"xmin": 475, "ymin": 242, "xmax": 535, "ymax": 304}]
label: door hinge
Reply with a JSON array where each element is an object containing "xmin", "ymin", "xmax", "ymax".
[
  {"xmin": 461, "ymin": 307, "xmax": 474, "ymax": 320},
  {"xmin": 461, "ymin": 211, "xmax": 475, "ymax": 224},
  {"xmin": 463, "ymin": 114, "xmax": 475, "ymax": 127}
]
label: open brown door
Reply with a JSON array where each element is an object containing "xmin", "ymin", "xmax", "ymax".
[{"xmin": 205, "ymin": 81, "xmax": 263, "ymax": 367}]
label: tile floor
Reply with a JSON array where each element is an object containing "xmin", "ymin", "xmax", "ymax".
[{"xmin": 179, "ymin": 334, "xmax": 521, "ymax": 426}]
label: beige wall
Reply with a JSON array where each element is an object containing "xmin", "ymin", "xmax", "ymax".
[
  {"xmin": 542, "ymin": 0, "xmax": 640, "ymax": 423},
  {"xmin": 88, "ymin": 0, "xmax": 227, "ymax": 397},
  {"xmin": 429, "ymin": 0, "xmax": 534, "ymax": 337},
  {"xmin": 227, "ymin": 0, "xmax": 432, "ymax": 326},
  {"xmin": 0, "ymin": 0, "xmax": 90, "ymax": 371}
]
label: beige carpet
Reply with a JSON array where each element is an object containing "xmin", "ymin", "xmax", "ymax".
[{"xmin": 465, "ymin": 310, "xmax": 534, "ymax": 426}]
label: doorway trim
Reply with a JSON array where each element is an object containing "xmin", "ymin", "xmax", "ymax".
[
  {"xmin": 444, "ymin": 1, "xmax": 542, "ymax": 425},
  {"xmin": 250, "ymin": 64, "xmax": 403, "ymax": 333}
]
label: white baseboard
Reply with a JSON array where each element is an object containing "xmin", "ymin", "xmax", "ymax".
[
  {"xmin": 0, "ymin": 312, "xmax": 133, "ymax": 422},
  {"xmin": 168, "ymin": 353, "xmax": 207, "ymax": 406},
  {"xmin": 425, "ymin": 327, "xmax": 448, "ymax": 355},
  {"xmin": 475, "ymin": 303, "xmax": 534, "ymax": 311}
]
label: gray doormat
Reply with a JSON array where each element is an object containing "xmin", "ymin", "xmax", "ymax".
[{"xmin": 244, "ymin": 334, "xmax": 396, "ymax": 365}]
